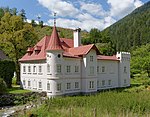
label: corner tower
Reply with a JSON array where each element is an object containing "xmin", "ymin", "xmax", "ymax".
[{"xmin": 117, "ymin": 52, "xmax": 130, "ymax": 87}]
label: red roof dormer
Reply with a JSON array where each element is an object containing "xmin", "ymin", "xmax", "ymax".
[
  {"xmin": 46, "ymin": 26, "xmax": 63, "ymax": 51},
  {"xmin": 27, "ymin": 47, "xmax": 34, "ymax": 56}
]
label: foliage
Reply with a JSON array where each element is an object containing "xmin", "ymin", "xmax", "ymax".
[
  {"xmin": 0, "ymin": 60, "xmax": 15, "ymax": 88},
  {"xmin": 130, "ymin": 44, "xmax": 150, "ymax": 77},
  {"xmin": 0, "ymin": 12, "xmax": 38, "ymax": 84},
  {"xmin": 102, "ymin": 1, "xmax": 150, "ymax": 52},
  {"xmin": 0, "ymin": 78, "xmax": 7, "ymax": 94}
]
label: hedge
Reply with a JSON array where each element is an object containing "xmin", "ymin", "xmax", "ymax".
[
  {"xmin": 0, "ymin": 78, "xmax": 7, "ymax": 95},
  {"xmin": 0, "ymin": 60, "xmax": 15, "ymax": 88}
]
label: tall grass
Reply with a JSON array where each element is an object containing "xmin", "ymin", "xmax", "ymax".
[{"xmin": 25, "ymin": 91, "xmax": 150, "ymax": 117}]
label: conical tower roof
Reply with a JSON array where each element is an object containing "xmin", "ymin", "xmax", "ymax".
[{"xmin": 46, "ymin": 26, "xmax": 63, "ymax": 51}]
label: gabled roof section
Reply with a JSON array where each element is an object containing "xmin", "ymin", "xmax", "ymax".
[
  {"xmin": 46, "ymin": 26, "xmax": 63, "ymax": 51},
  {"xmin": 67, "ymin": 44, "xmax": 100, "ymax": 56}
]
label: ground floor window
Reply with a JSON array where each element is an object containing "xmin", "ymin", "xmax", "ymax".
[
  {"xmin": 57, "ymin": 83, "xmax": 61, "ymax": 91},
  {"xmin": 75, "ymin": 82, "xmax": 79, "ymax": 89},
  {"xmin": 89, "ymin": 81, "xmax": 94, "ymax": 89},
  {"xmin": 108, "ymin": 80, "xmax": 111, "ymax": 86},
  {"xmin": 102, "ymin": 80, "xmax": 105, "ymax": 87},
  {"xmin": 23, "ymin": 80, "xmax": 25, "ymax": 86},
  {"xmin": 39, "ymin": 82, "xmax": 42, "ymax": 88},
  {"xmin": 47, "ymin": 82, "xmax": 50, "ymax": 90},
  {"xmin": 28, "ymin": 81, "xmax": 31, "ymax": 87},
  {"xmin": 66, "ymin": 83, "xmax": 71, "ymax": 90},
  {"xmin": 97, "ymin": 80, "xmax": 100, "ymax": 88}
]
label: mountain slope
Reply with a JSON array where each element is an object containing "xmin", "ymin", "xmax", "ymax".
[{"xmin": 102, "ymin": 1, "xmax": 150, "ymax": 51}]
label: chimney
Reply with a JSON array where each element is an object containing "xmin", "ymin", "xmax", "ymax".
[{"xmin": 73, "ymin": 28, "xmax": 81, "ymax": 47}]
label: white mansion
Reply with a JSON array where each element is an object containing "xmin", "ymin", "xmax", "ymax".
[{"xmin": 19, "ymin": 25, "xmax": 130, "ymax": 97}]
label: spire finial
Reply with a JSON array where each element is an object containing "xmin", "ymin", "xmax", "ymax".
[{"xmin": 54, "ymin": 12, "xmax": 56, "ymax": 26}]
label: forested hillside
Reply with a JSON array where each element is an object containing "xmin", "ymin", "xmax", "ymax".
[{"xmin": 102, "ymin": 1, "xmax": 150, "ymax": 51}]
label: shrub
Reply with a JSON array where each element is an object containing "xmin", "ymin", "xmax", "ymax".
[
  {"xmin": 0, "ymin": 60, "xmax": 15, "ymax": 88},
  {"xmin": 0, "ymin": 78, "xmax": 7, "ymax": 95}
]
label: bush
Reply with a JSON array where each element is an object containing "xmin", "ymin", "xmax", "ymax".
[
  {"xmin": 0, "ymin": 78, "xmax": 7, "ymax": 95},
  {"xmin": 0, "ymin": 60, "xmax": 15, "ymax": 88}
]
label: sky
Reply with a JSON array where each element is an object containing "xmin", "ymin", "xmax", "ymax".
[{"xmin": 0, "ymin": 0, "xmax": 149, "ymax": 31}]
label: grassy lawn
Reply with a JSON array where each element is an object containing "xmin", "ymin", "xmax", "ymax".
[
  {"xmin": 7, "ymin": 85, "xmax": 31, "ymax": 94},
  {"xmin": 21, "ymin": 74, "xmax": 150, "ymax": 117}
]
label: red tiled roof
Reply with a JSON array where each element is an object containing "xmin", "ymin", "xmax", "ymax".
[
  {"xmin": 46, "ymin": 26, "xmax": 63, "ymax": 51},
  {"xmin": 97, "ymin": 55, "xmax": 119, "ymax": 61},
  {"xmin": 67, "ymin": 44, "xmax": 100, "ymax": 56},
  {"xmin": 19, "ymin": 26, "xmax": 119, "ymax": 62}
]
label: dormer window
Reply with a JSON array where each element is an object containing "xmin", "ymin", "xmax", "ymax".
[
  {"xmin": 34, "ymin": 46, "xmax": 41, "ymax": 55},
  {"xmin": 27, "ymin": 47, "xmax": 34, "ymax": 56}
]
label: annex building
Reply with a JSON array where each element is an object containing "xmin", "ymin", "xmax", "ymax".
[{"xmin": 19, "ymin": 25, "xmax": 130, "ymax": 97}]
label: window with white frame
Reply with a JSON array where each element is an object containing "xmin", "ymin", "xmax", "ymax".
[
  {"xmin": 90, "ymin": 66, "xmax": 94, "ymax": 75},
  {"xmin": 23, "ymin": 66, "xmax": 26, "ymax": 73},
  {"xmin": 124, "ymin": 66, "xmax": 127, "ymax": 73},
  {"xmin": 97, "ymin": 80, "xmax": 100, "ymax": 88},
  {"xmin": 124, "ymin": 79, "xmax": 127, "ymax": 84},
  {"xmin": 90, "ymin": 56, "xmax": 94, "ymax": 62},
  {"xmin": 75, "ymin": 66, "xmax": 79, "ymax": 73},
  {"xmin": 47, "ymin": 64, "xmax": 50, "ymax": 73},
  {"xmin": 33, "ymin": 66, "xmax": 36, "ymax": 73},
  {"xmin": 75, "ymin": 82, "xmax": 79, "ymax": 89},
  {"xmin": 108, "ymin": 80, "xmax": 111, "ymax": 86},
  {"xmin": 39, "ymin": 66, "xmax": 42, "ymax": 73},
  {"xmin": 47, "ymin": 82, "xmax": 50, "ymax": 90},
  {"xmin": 28, "ymin": 66, "xmax": 31, "ymax": 73},
  {"xmin": 89, "ymin": 81, "xmax": 94, "ymax": 89},
  {"xmin": 57, "ymin": 83, "xmax": 61, "ymax": 91},
  {"xmin": 57, "ymin": 64, "xmax": 61, "ymax": 73},
  {"xmin": 28, "ymin": 81, "xmax": 31, "ymax": 87},
  {"xmin": 66, "ymin": 83, "xmax": 71, "ymax": 90},
  {"xmin": 66, "ymin": 65, "xmax": 71, "ymax": 73},
  {"xmin": 39, "ymin": 81, "xmax": 42, "ymax": 88},
  {"xmin": 102, "ymin": 66, "xmax": 105, "ymax": 73},
  {"xmin": 97, "ymin": 66, "xmax": 99, "ymax": 73},
  {"xmin": 102, "ymin": 80, "xmax": 105, "ymax": 87},
  {"xmin": 23, "ymin": 80, "xmax": 26, "ymax": 86}
]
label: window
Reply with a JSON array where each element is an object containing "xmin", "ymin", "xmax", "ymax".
[
  {"xmin": 102, "ymin": 66, "xmax": 105, "ymax": 73},
  {"xmin": 28, "ymin": 66, "xmax": 31, "ymax": 73},
  {"xmin": 124, "ymin": 66, "xmax": 127, "ymax": 73},
  {"xmin": 39, "ymin": 82, "xmax": 42, "ymax": 88},
  {"xmin": 23, "ymin": 80, "xmax": 25, "ymax": 86},
  {"xmin": 90, "ymin": 56, "xmax": 93, "ymax": 61},
  {"xmin": 97, "ymin": 66, "xmax": 99, "ymax": 73},
  {"xmin": 108, "ymin": 80, "xmax": 111, "ymax": 86},
  {"xmin": 102, "ymin": 80, "xmax": 105, "ymax": 87},
  {"xmin": 75, "ymin": 82, "xmax": 79, "ymax": 89},
  {"xmin": 66, "ymin": 66, "xmax": 71, "ymax": 73},
  {"xmin": 57, "ymin": 83, "xmax": 61, "ymax": 91},
  {"xmin": 47, "ymin": 64, "xmax": 50, "ymax": 73},
  {"xmin": 97, "ymin": 80, "xmax": 100, "ymax": 88},
  {"xmin": 124, "ymin": 79, "xmax": 127, "ymax": 84},
  {"xmin": 28, "ymin": 81, "xmax": 31, "ymax": 87},
  {"xmin": 75, "ymin": 66, "xmax": 79, "ymax": 73},
  {"xmin": 58, "ymin": 54, "xmax": 61, "ymax": 58},
  {"xmin": 23, "ymin": 66, "xmax": 26, "ymax": 73},
  {"xmin": 90, "ymin": 66, "xmax": 94, "ymax": 75},
  {"xmin": 67, "ymin": 83, "xmax": 71, "ymax": 90},
  {"xmin": 89, "ymin": 81, "xmax": 94, "ymax": 89},
  {"xmin": 39, "ymin": 66, "xmax": 42, "ymax": 73},
  {"xmin": 33, "ymin": 66, "xmax": 36, "ymax": 73},
  {"xmin": 57, "ymin": 64, "xmax": 61, "ymax": 73},
  {"xmin": 47, "ymin": 83, "xmax": 50, "ymax": 90}
]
